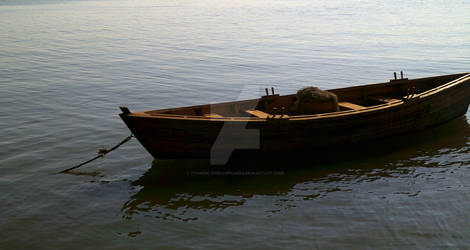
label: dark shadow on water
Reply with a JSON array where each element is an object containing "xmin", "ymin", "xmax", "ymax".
[{"xmin": 122, "ymin": 117, "xmax": 470, "ymax": 220}]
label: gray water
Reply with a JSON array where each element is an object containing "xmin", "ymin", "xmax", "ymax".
[{"xmin": 1, "ymin": 0, "xmax": 470, "ymax": 248}]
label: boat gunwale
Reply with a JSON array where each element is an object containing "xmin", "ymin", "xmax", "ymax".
[{"xmin": 127, "ymin": 73, "xmax": 470, "ymax": 122}]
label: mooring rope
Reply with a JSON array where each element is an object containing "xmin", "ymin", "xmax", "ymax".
[{"xmin": 58, "ymin": 134, "xmax": 133, "ymax": 174}]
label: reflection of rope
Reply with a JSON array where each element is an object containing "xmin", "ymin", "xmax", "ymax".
[{"xmin": 58, "ymin": 134, "xmax": 133, "ymax": 174}]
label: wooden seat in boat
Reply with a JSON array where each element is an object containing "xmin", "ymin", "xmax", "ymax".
[
  {"xmin": 246, "ymin": 110, "xmax": 289, "ymax": 119},
  {"xmin": 338, "ymin": 102, "xmax": 365, "ymax": 111},
  {"xmin": 246, "ymin": 110, "xmax": 270, "ymax": 118},
  {"xmin": 203, "ymin": 113, "xmax": 223, "ymax": 118}
]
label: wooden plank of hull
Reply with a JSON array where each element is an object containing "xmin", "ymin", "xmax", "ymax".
[{"xmin": 120, "ymin": 73, "xmax": 470, "ymax": 159}]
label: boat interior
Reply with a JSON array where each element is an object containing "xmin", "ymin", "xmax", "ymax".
[{"xmin": 145, "ymin": 73, "xmax": 468, "ymax": 119}]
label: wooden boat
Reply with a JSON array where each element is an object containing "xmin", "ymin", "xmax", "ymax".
[{"xmin": 120, "ymin": 72, "xmax": 470, "ymax": 164}]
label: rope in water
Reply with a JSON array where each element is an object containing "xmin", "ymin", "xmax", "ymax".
[{"xmin": 58, "ymin": 134, "xmax": 133, "ymax": 174}]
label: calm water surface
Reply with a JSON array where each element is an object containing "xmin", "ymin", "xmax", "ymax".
[{"xmin": 1, "ymin": 0, "xmax": 470, "ymax": 248}]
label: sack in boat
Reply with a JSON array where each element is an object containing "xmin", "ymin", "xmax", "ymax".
[{"xmin": 295, "ymin": 87, "xmax": 339, "ymax": 114}]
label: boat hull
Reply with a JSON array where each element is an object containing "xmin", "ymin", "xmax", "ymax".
[{"xmin": 120, "ymin": 73, "xmax": 470, "ymax": 163}]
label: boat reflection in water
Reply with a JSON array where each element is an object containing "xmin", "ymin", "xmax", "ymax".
[{"xmin": 122, "ymin": 116, "xmax": 470, "ymax": 221}]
